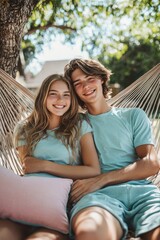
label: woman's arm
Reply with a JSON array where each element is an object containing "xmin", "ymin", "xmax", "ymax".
[{"xmin": 19, "ymin": 132, "xmax": 100, "ymax": 180}]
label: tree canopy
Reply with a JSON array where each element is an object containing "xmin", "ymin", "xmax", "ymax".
[
  {"xmin": 0, "ymin": 0, "xmax": 159, "ymax": 87},
  {"xmin": 23, "ymin": 0, "xmax": 160, "ymax": 87}
]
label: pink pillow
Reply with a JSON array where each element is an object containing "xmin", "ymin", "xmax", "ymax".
[{"xmin": 0, "ymin": 166, "xmax": 73, "ymax": 234}]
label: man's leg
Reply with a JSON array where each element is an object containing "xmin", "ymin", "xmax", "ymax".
[
  {"xmin": 140, "ymin": 227, "xmax": 160, "ymax": 240},
  {"xmin": 25, "ymin": 228, "xmax": 70, "ymax": 240},
  {"xmin": 130, "ymin": 185, "xmax": 160, "ymax": 240},
  {"xmin": 72, "ymin": 206, "xmax": 123, "ymax": 240}
]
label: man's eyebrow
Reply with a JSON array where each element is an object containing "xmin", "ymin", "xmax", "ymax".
[
  {"xmin": 73, "ymin": 79, "xmax": 80, "ymax": 84},
  {"xmin": 73, "ymin": 75, "xmax": 88, "ymax": 83}
]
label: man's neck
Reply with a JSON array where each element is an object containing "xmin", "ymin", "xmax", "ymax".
[{"xmin": 86, "ymin": 99, "xmax": 111, "ymax": 115}]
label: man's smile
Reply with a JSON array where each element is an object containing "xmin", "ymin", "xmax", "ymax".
[{"xmin": 83, "ymin": 89, "xmax": 96, "ymax": 96}]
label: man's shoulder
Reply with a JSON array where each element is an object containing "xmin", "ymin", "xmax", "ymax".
[
  {"xmin": 115, "ymin": 107, "xmax": 144, "ymax": 115},
  {"xmin": 113, "ymin": 108, "xmax": 148, "ymax": 123}
]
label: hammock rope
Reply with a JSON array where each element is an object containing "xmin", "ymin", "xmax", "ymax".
[
  {"xmin": 0, "ymin": 69, "xmax": 34, "ymax": 174},
  {"xmin": 0, "ymin": 65, "xmax": 160, "ymax": 186}
]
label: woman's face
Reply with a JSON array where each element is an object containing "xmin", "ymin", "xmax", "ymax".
[{"xmin": 46, "ymin": 80, "xmax": 71, "ymax": 117}]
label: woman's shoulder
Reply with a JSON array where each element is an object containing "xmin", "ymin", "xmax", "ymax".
[
  {"xmin": 79, "ymin": 113, "xmax": 90, "ymax": 124},
  {"xmin": 78, "ymin": 113, "xmax": 92, "ymax": 135}
]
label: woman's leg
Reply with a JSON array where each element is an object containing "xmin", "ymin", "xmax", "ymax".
[
  {"xmin": 72, "ymin": 206, "xmax": 123, "ymax": 240},
  {"xmin": 140, "ymin": 227, "xmax": 160, "ymax": 240},
  {"xmin": 0, "ymin": 219, "xmax": 29, "ymax": 240},
  {"xmin": 25, "ymin": 227, "xmax": 70, "ymax": 240}
]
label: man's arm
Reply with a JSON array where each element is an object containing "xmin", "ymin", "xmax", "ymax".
[
  {"xmin": 70, "ymin": 144, "xmax": 160, "ymax": 202},
  {"xmin": 100, "ymin": 144, "xmax": 159, "ymax": 185}
]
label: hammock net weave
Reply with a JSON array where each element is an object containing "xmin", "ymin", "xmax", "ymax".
[{"xmin": 0, "ymin": 65, "xmax": 160, "ymax": 186}]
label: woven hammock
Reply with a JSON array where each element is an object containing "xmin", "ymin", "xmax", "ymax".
[{"xmin": 0, "ymin": 65, "xmax": 160, "ymax": 186}]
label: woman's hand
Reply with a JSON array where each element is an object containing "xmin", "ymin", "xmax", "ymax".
[{"xmin": 22, "ymin": 156, "xmax": 46, "ymax": 174}]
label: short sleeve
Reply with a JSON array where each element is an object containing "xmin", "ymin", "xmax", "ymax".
[
  {"xmin": 13, "ymin": 121, "xmax": 27, "ymax": 148},
  {"xmin": 80, "ymin": 119, "xmax": 92, "ymax": 138},
  {"xmin": 132, "ymin": 108, "xmax": 154, "ymax": 147}
]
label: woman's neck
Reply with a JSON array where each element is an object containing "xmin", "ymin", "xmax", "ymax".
[{"xmin": 48, "ymin": 116, "xmax": 61, "ymax": 130}]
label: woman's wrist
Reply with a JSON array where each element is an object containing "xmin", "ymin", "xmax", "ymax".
[{"xmin": 44, "ymin": 160, "xmax": 55, "ymax": 174}]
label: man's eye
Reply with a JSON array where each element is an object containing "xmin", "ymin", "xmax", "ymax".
[
  {"xmin": 88, "ymin": 77, "xmax": 95, "ymax": 82},
  {"xmin": 74, "ymin": 82, "xmax": 81, "ymax": 87}
]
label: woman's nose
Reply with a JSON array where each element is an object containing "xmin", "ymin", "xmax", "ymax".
[{"xmin": 57, "ymin": 95, "xmax": 64, "ymax": 101}]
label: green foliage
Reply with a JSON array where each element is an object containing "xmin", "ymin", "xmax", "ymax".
[
  {"xmin": 80, "ymin": 0, "xmax": 160, "ymax": 58},
  {"xmin": 22, "ymin": 39, "xmax": 36, "ymax": 65},
  {"xmin": 22, "ymin": 0, "xmax": 64, "ymax": 60},
  {"xmin": 21, "ymin": 0, "xmax": 160, "ymax": 85},
  {"xmin": 99, "ymin": 40, "xmax": 160, "ymax": 88}
]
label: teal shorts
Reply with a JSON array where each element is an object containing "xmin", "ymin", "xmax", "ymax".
[{"xmin": 69, "ymin": 183, "xmax": 160, "ymax": 239}]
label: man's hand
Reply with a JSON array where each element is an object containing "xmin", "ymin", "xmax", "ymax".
[{"xmin": 70, "ymin": 176, "xmax": 103, "ymax": 203}]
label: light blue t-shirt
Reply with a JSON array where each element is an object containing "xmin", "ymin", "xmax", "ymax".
[
  {"xmin": 14, "ymin": 119, "xmax": 92, "ymax": 177},
  {"xmin": 87, "ymin": 107, "xmax": 154, "ymax": 174}
]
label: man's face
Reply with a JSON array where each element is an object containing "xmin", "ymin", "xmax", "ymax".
[{"xmin": 71, "ymin": 68, "xmax": 103, "ymax": 105}]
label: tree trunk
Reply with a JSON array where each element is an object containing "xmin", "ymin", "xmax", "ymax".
[{"xmin": 0, "ymin": 0, "xmax": 39, "ymax": 78}]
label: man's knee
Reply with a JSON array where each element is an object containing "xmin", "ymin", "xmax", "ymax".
[{"xmin": 140, "ymin": 227, "xmax": 160, "ymax": 240}]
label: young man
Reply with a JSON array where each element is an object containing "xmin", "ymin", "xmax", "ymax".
[{"xmin": 64, "ymin": 58, "xmax": 160, "ymax": 240}]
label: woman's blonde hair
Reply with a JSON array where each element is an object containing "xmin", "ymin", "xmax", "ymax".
[
  {"xmin": 64, "ymin": 58, "xmax": 112, "ymax": 109},
  {"xmin": 14, "ymin": 74, "xmax": 81, "ymax": 161}
]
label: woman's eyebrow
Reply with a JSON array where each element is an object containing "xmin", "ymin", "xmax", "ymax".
[
  {"xmin": 49, "ymin": 89, "xmax": 57, "ymax": 92},
  {"xmin": 49, "ymin": 89, "xmax": 70, "ymax": 93}
]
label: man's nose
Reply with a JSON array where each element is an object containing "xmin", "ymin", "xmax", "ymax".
[{"xmin": 82, "ymin": 80, "xmax": 89, "ymax": 88}]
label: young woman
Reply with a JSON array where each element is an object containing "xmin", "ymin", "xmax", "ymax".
[{"xmin": 0, "ymin": 74, "xmax": 100, "ymax": 240}]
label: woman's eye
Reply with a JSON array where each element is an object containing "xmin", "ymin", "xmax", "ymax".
[
  {"xmin": 64, "ymin": 94, "xmax": 70, "ymax": 98},
  {"xmin": 49, "ymin": 92, "xmax": 57, "ymax": 96}
]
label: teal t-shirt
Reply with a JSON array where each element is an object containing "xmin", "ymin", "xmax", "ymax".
[
  {"xmin": 14, "ymin": 119, "xmax": 92, "ymax": 177},
  {"xmin": 87, "ymin": 107, "xmax": 154, "ymax": 174}
]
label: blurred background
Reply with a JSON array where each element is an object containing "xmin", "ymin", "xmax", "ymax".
[{"xmin": 0, "ymin": 0, "xmax": 159, "ymax": 96}]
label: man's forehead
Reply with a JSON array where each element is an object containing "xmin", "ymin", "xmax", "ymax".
[{"xmin": 71, "ymin": 69, "xmax": 90, "ymax": 81}]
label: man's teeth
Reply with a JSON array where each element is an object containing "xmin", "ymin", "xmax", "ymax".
[{"xmin": 84, "ymin": 90, "xmax": 94, "ymax": 96}]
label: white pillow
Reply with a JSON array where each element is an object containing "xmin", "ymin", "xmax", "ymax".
[{"xmin": 0, "ymin": 166, "xmax": 73, "ymax": 233}]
